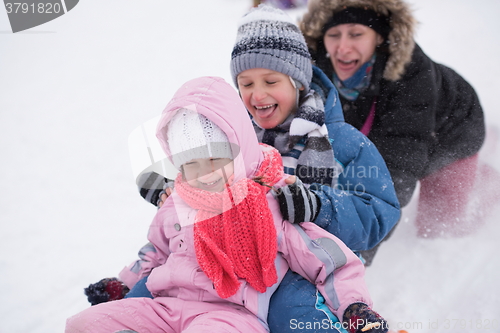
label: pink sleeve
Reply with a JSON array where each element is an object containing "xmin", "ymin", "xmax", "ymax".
[
  {"xmin": 119, "ymin": 212, "xmax": 170, "ymax": 289},
  {"xmin": 279, "ymin": 221, "xmax": 372, "ymax": 319},
  {"xmin": 118, "ymin": 242, "xmax": 166, "ymax": 289}
]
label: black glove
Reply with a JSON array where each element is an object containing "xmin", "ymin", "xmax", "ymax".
[
  {"xmin": 156, "ymin": 180, "xmax": 175, "ymax": 207},
  {"xmin": 137, "ymin": 172, "xmax": 170, "ymax": 207},
  {"xmin": 274, "ymin": 178, "xmax": 320, "ymax": 224},
  {"xmin": 84, "ymin": 277, "xmax": 130, "ymax": 306},
  {"xmin": 343, "ymin": 303, "xmax": 388, "ymax": 333}
]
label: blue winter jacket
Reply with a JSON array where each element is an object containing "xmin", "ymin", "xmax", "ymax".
[{"xmin": 308, "ymin": 66, "xmax": 400, "ymax": 251}]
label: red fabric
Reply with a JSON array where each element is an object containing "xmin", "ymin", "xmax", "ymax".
[
  {"xmin": 105, "ymin": 279, "xmax": 128, "ymax": 302},
  {"xmin": 360, "ymin": 98, "xmax": 376, "ymax": 136},
  {"xmin": 416, "ymin": 127, "xmax": 500, "ymax": 238},
  {"xmin": 175, "ymin": 144, "xmax": 284, "ymax": 298}
]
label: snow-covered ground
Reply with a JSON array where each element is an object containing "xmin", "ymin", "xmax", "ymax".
[{"xmin": 1, "ymin": 1, "xmax": 499, "ymax": 332}]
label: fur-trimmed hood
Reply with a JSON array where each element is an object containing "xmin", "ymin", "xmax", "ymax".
[{"xmin": 300, "ymin": 0, "xmax": 416, "ymax": 81}]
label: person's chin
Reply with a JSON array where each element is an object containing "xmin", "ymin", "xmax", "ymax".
[
  {"xmin": 259, "ymin": 120, "xmax": 281, "ymax": 129},
  {"xmin": 255, "ymin": 113, "xmax": 284, "ymax": 129}
]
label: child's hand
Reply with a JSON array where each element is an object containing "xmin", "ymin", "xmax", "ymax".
[
  {"xmin": 284, "ymin": 175, "xmax": 296, "ymax": 185},
  {"xmin": 157, "ymin": 181, "xmax": 175, "ymax": 208},
  {"xmin": 274, "ymin": 177, "xmax": 320, "ymax": 223},
  {"xmin": 157, "ymin": 187, "xmax": 173, "ymax": 208}
]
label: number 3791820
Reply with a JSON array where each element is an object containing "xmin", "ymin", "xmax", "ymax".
[{"xmin": 5, "ymin": 2, "xmax": 62, "ymax": 14}]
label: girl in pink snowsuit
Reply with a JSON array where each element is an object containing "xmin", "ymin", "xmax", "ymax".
[{"xmin": 66, "ymin": 76, "xmax": 382, "ymax": 333}]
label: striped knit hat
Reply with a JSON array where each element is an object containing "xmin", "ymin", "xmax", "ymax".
[{"xmin": 230, "ymin": 4, "xmax": 312, "ymax": 92}]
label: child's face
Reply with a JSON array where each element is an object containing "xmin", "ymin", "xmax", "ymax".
[
  {"xmin": 182, "ymin": 157, "xmax": 234, "ymax": 192},
  {"xmin": 237, "ymin": 68, "xmax": 301, "ymax": 129}
]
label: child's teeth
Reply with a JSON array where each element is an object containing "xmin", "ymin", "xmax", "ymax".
[{"xmin": 255, "ymin": 104, "xmax": 274, "ymax": 110}]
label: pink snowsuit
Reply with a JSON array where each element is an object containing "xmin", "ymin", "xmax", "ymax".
[{"xmin": 66, "ymin": 76, "xmax": 372, "ymax": 333}]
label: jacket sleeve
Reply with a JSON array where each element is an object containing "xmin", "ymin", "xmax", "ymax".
[
  {"xmin": 279, "ymin": 220, "xmax": 372, "ymax": 319},
  {"xmin": 370, "ymin": 45, "xmax": 485, "ymax": 205},
  {"xmin": 312, "ymin": 122, "xmax": 401, "ymax": 251},
  {"xmin": 118, "ymin": 211, "xmax": 170, "ymax": 289},
  {"xmin": 309, "ymin": 66, "xmax": 400, "ymax": 251},
  {"xmin": 118, "ymin": 242, "xmax": 165, "ymax": 289}
]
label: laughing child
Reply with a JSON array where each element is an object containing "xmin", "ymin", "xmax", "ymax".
[{"xmin": 67, "ymin": 76, "xmax": 388, "ymax": 333}]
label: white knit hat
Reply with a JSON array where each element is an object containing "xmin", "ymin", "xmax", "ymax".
[{"xmin": 167, "ymin": 108, "xmax": 233, "ymax": 169}]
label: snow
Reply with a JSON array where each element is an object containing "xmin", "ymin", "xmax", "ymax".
[{"xmin": 0, "ymin": 1, "xmax": 499, "ymax": 332}]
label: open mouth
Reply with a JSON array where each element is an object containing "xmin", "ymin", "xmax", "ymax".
[
  {"xmin": 336, "ymin": 58, "xmax": 358, "ymax": 71},
  {"xmin": 338, "ymin": 59, "xmax": 356, "ymax": 65},
  {"xmin": 201, "ymin": 179, "xmax": 219, "ymax": 186},
  {"xmin": 254, "ymin": 104, "xmax": 277, "ymax": 118},
  {"xmin": 199, "ymin": 177, "xmax": 222, "ymax": 190}
]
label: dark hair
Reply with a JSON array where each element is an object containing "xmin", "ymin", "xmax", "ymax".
[
  {"xmin": 322, "ymin": 7, "xmax": 391, "ymax": 41},
  {"xmin": 313, "ymin": 39, "xmax": 335, "ymax": 79}
]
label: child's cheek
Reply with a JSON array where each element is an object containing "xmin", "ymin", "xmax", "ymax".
[{"xmin": 186, "ymin": 178, "xmax": 199, "ymax": 189}]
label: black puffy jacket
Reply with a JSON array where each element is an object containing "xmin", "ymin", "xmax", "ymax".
[{"xmin": 339, "ymin": 45, "xmax": 485, "ymax": 206}]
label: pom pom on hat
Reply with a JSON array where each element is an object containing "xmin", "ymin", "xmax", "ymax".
[
  {"xmin": 230, "ymin": 4, "xmax": 312, "ymax": 92},
  {"xmin": 167, "ymin": 109, "xmax": 233, "ymax": 169}
]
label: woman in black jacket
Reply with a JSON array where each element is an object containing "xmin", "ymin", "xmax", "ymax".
[{"xmin": 300, "ymin": 0, "xmax": 485, "ymax": 248}]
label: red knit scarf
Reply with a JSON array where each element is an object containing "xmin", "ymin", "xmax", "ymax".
[{"xmin": 175, "ymin": 144, "xmax": 284, "ymax": 298}]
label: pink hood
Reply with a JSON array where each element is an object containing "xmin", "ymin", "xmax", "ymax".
[{"xmin": 156, "ymin": 76, "xmax": 263, "ymax": 181}]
